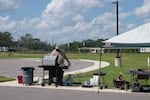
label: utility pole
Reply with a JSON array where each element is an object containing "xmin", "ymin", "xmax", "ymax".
[
  {"xmin": 113, "ymin": 0, "xmax": 119, "ymax": 57},
  {"xmin": 113, "ymin": 1, "xmax": 121, "ymax": 67}
]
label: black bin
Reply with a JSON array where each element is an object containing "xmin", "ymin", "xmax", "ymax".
[{"xmin": 21, "ymin": 67, "xmax": 34, "ymax": 85}]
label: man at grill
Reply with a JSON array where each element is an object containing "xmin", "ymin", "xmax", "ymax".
[{"xmin": 50, "ymin": 44, "xmax": 71, "ymax": 86}]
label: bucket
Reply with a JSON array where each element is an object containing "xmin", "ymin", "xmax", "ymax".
[{"xmin": 17, "ymin": 75, "xmax": 23, "ymax": 84}]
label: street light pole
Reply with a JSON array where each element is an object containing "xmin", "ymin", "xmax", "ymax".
[
  {"xmin": 113, "ymin": 1, "xmax": 122, "ymax": 67},
  {"xmin": 113, "ymin": 1, "xmax": 119, "ymax": 58}
]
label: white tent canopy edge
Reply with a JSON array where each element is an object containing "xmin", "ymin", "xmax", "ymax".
[{"xmin": 101, "ymin": 22, "xmax": 150, "ymax": 48}]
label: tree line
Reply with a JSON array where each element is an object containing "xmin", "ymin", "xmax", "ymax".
[
  {"xmin": 0, "ymin": 32, "xmax": 52, "ymax": 53},
  {"xmin": 0, "ymin": 31, "xmax": 139, "ymax": 53},
  {"xmin": 0, "ymin": 31, "xmax": 105, "ymax": 53}
]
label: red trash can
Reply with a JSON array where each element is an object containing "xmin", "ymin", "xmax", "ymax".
[{"xmin": 18, "ymin": 75, "xmax": 23, "ymax": 84}]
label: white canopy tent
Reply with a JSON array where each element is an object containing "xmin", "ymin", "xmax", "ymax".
[
  {"xmin": 101, "ymin": 23, "xmax": 150, "ymax": 48},
  {"xmin": 100, "ymin": 22, "xmax": 150, "ymax": 67}
]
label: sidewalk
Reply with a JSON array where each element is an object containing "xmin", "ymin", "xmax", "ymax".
[
  {"xmin": 0, "ymin": 59, "xmax": 131, "ymax": 93},
  {"xmin": 64, "ymin": 59, "xmax": 109, "ymax": 75},
  {"xmin": 0, "ymin": 80, "xmax": 131, "ymax": 93}
]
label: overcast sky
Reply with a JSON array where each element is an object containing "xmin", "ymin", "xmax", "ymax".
[{"xmin": 0, "ymin": 0, "xmax": 150, "ymax": 44}]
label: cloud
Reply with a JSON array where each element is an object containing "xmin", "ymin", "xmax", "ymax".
[
  {"xmin": 0, "ymin": 0, "xmax": 22, "ymax": 11},
  {"xmin": 0, "ymin": 15, "xmax": 41, "ymax": 39},
  {"xmin": 134, "ymin": 0, "xmax": 150, "ymax": 19},
  {"xmin": 0, "ymin": 15, "xmax": 9, "ymax": 22},
  {"xmin": 72, "ymin": 14, "xmax": 84, "ymax": 22},
  {"xmin": 126, "ymin": 24, "xmax": 135, "ymax": 29},
  {"xmin": 35, "ymin": 20, "xmax": 49, "ymax": 29},
  {"xmin": 35, "ymin": 0, "xmax": 105, "ymax": 43},
  {"xmin": 119, "ymin": 12, "xmax": 130, "ymax": 19},
  {"xmin": 0, "ymin": 15, "xmax": 16, "ymax": 31},
  {"xmin": 41, "ymin": 0, "xmax": 103, "ymax": 27},
  {"xmin": 76, "ymin": 0, "xmax": 103, "ymax": 8},
  {"xmin": 91, "ymin": 12, "xmax": 114, "ymax": 25}
]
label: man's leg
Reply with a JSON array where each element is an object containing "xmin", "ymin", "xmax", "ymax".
[
  {"xmin": 57, "ymin": 67, "xmax": 64, "ymax": 85},
  {"xmin": 49, "ymin": 67, "xmax": 55, "ymax": 85}
]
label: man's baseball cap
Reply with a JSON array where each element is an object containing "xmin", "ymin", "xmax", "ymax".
[{"xmin": 55, "ymin": 44, "xmax": 60, "ymax": 49}]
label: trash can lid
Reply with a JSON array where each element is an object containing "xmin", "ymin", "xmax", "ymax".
[{"xmin": 21, "ymin": 67, "xmax": 35, "ymax": 70}]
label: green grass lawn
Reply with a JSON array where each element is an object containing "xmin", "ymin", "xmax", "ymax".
[
  {"xmin": 67, "ymin": 53, "xmax": 150, "ymax": 87},
  {"xmin": 0, "ymin": 76, "xmax": 15, "ymax": 82},
  {"xmin": 0, "ymin": 52, "xmax": 150, "ymax": 87}
]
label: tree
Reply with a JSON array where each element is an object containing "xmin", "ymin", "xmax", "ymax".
[
  {"xmin": 84, "ymin": 39, "xmax": 95, "ymax": 47},
  {"xmin": 0, "ymin": 32, "xmax": 13, "ymax": 47},
  {"xmin": 20, "ymin": 33, "xmax": 52, "ymax": 52},
  {"xmin": 20, "ymin": 34, "xmax": 33, "ymax": 48}
]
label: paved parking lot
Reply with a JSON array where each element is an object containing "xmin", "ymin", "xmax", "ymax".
[{"xmin": 0, "ymin": 58, "xmax": 93, "ymax": 78}]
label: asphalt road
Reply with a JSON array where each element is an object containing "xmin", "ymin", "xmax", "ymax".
[
  {"xmin": 0, "ymin": 58, "xmax": 94, "ymax": 78},
  {"xmin": 0, "ymin": 86, "xmax": 149, "ymax": 100}
]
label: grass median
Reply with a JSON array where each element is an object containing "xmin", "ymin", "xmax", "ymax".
[{"xmin": 0, "ymin": 76, "xmax": 15, "ymax": 82}]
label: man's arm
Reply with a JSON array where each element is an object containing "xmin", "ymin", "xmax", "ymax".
[{"xmin": 61, "ymin": 49, "xmax": 71, "ymax": 66}]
